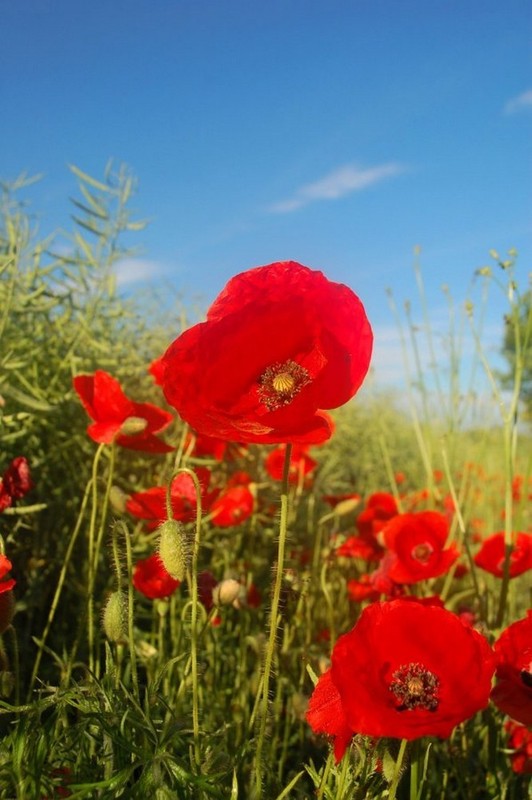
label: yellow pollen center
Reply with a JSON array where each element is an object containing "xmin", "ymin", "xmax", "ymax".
[
  {"xmin": 407, "ymin": 677, "xmax": 424, "ymax": 696},
  {"xmin": 272, "ymin": 372, "xmax": 295, "ymax": 393}
]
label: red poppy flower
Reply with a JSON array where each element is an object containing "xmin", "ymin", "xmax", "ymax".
[
  {"xmin": 381, "ymin": 511, "xmax": 460, "ymax": 584},
  {"xmin": 491, "ymin": 611, "xmax": 532, "ymax": 726},
  {"xmin": 246, "ymin": 582, "xmax": 261, "ymax": 608},
  {"xmin": 356, "ymin": 492, "xmax": 398, "ymax": 539},
  {"xmin": 307, "ymin": 599, "xmax": 495, "ymax": 758},
  {"xmin": 0, "ymin": 457, "xmax": 32, "ymax": 512},
  {"xmin": 185, "ymin": 430, "xmax": 228, "ymax": 461},
  {"xmin": 126, "ymin": 467, "xmax": 212, "ymax": 531},
  {"xmin": 159, "ymin": 261, "xmax": 373, "ymax": 444},
  {"xmin": 210, "ymin": 484, "xmax": 255, "ymax": 527},
  {"xmin": 504, "ymin": 721, "xmax": 532, "ymax": 774},
  {"xmin": 197, "ymin": 570, "xmax": 218, "ymax": 611},
  {"xmin": 337, "ymin": 535, "xmax": 383, "ymax": 562},
  {"xmin": 73, "ymin": 370, "xmax": 174, "ymax": 452},
  {"xmin": 474, "ymin": 532, "xmax": 532, "ymax": 578},
  {"xmin": 0, "ymin": 555, "xmax": 15, "ymax": 594},
  {"xmin": 346, "ymin": 575, "xmax": 381, "ymax": 603},
  {"xmin": 133, "ymin": 554, "xmax": 181, "ymax": 599},
  {"xmin": 264, "ymin": 444, "xmax": 317, "ymax": 485},
  {"xmin": 0, "ymin": 556, "xmax": 15, "ymax": 634}
]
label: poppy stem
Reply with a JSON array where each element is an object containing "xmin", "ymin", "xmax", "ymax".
[
  {"xmin": 27, "ymin": 471, "xmax": 93, "ymax": 699},
  {"xmin": 253, "ymin": 443, "xmax": 292, "ymax": 796},
  {"xmin": 121, "ymin": 519, "xmax": 139, "ymax": 701},
  {"xmin": 169, "ymin": 466, "xmax": 204, "ymax": 769}
]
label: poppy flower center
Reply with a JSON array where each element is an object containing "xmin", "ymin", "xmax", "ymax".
[
  {"xmin": 258, "ymin": 360, "xmax": 311, "ymax": 411},
  {"xmin": 389, "ymin": 662, "xmax": 440, "ymax": 711},
  {"xmin": 412, "ymin": 542, "xmax": 434, "ymax": 564}
]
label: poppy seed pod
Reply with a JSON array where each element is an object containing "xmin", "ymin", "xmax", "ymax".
[{"xmin": 158, "ymin": 519, "xmax": 188, "ymax": 581}]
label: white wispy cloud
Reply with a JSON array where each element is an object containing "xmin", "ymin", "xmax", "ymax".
[
  {"xmin": 268, "ymin": 162, "xmax": 407, "ymax": 213},
  {"xmin": 113, "ymin": 258, "xmax": 167, "ymax": 287},
  {"xmin": 504, "ymin": 89, "xmax": 532, "ymax": 114}
]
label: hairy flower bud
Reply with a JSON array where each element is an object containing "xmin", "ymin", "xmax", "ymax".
[
  {"xmin": 119, "ymin": 416, "xmax": 149, "ymax": 436},
  {"xmin": 102, "ymin": 591, "xmax": 127, "ymax": 643},
  {"xmin": 109, "ymin": 485, "xmax": 128, "ymax": 514},
  {"xmin": 158, "ymin": 519, "xmax": 188, "ymax": 581}
]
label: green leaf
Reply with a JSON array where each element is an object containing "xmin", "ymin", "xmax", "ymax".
[
  {"xmin": 69, "ymin": 164, "xmax": 112, "ymax": 193},
  {"xmin": 0, "ymin": 383, "xmax": 54, "ymax": 411}
]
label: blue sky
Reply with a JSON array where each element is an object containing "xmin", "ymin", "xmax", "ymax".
[{"xmin": 2, "ymin": 0, "xmax": 531, "ymax": 394}]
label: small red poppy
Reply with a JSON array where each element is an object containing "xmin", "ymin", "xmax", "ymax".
[
  {"xmin": 356, "ymin": 492, "xmax": 398, "ymax": 539},
  {"xmin": 133, "ymin": 554, "xmax": 181, "ymax": 599},
  {"xmin": 337, "ymin": 535, "xmax": 383, "ymax": 562},
  {"xmin": 185, "ymin": 430, "xmax": 228, "ymax": 461},
  {"xmin": 0, "ymin": 456, "xmax": 32, "ymax": 512},
  {"xmin": 197, "ymin": 570, "xmax": 218, "ymax": 611},
  {"xmin": 0, "ymin": 555, "xmax": 15, "ymax": 594},
  {"xmin": 210, "ymin": 485, "xmax": 255, "ymax": 527},
  {"xmin": 474, "ymin": 532, "xmax": 531, "ymax": 578},
  {"xmin": 504, "ymin": 721, "xmax": 532, "ymax": 774},
  {"xmin": 159, "ymin": 261, "xmax": 373, "ymax": 444},
  {"xmin": 491, "ymin": 611, "xmax": 532, "ymax": 726},
  {"xmin": 264, "ymin": 444, "xmax": 317, "ymax": 484},
  {"xmin": 307, "ymin": 599, "xmax": 495, "ymax": 758},
  {"xmin": 126, "ymin": 467, "xmax": 212, "ymax": 531},
  {"xmin": 73, "ymin": 370, "xmax": 173, "ymax": 452},
  {"xmin": 346, "ymin": 575, "xmax": 381, "ymax": 603},
  {"xmin": 381, "ymin": 511, "xmax": 460, "ymax": 584}
]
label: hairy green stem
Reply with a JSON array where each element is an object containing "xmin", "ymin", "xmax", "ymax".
[{"xmin": 253, "ymin": 443, "xmax": 292, "ymax": 796}]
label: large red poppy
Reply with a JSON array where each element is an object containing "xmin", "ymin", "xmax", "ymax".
[
  {"xmin": 491, "ymin": 611, "xmax": 532, "ymax": 726},
  {"xmin": 73, "ymin": 370, "xmax": 174, "ymax": 452},
  {"xmin": 474, "ymin": 532, "xmax": 531, "ymax": 578},
  {"xmin": 307, "ymin": 599, "xmax": 495, "ymax": 758},
  {"xmin": 159, "ymin": 262, "xmax": 373, "ymax": 444},
  {"xmin": 381, "ymin": 511, "xmax": 460, "ymax": 584}
]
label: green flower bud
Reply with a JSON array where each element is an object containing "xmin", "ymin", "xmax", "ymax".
[
  {"xmin": 158, "ymin": 520, "xmax": 188, "ymax": 581},
  {"xmin": 102, "ymin": 591, "xmax": 127, "ymax": 643}
]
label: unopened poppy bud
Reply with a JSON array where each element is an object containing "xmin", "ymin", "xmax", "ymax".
[
  {"xmin": 212, "ymin": 578, "xmax": 242, "ymax": 607},
  {"xmin": 118, "ymin": 416, "xmax": 148, "ymax": 436},
  {"xmin": 109, "ymin": 485, "xmax": 128, "ymax": 513},
  {"xmin": 333, "ymin": 497, "xmax": 361, "ymax": 516},
  {"xmin": 0, "ymin": 591, "xmax": 15, "ymax": 634},
  {"xmin": 102, "ymin": 591, "xmax": 127, "ymax": 643},
  {"xmin": 158, "ymin": 519, "xmax": 188, "ymax": 581}
]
